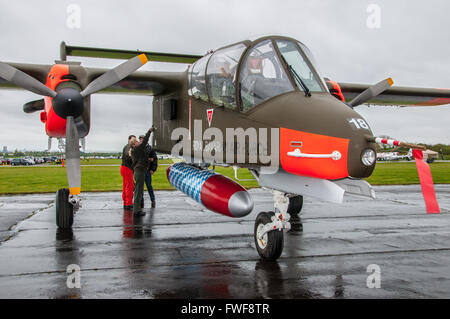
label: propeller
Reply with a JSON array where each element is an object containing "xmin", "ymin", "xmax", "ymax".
[
  {"xmin": 80, "ymin": 54, "xmax": 148, "ymax": 96},
  {"xmin": 65, "ymin": 116, "xmax": 81, "ymax": 196},
  {"xmin": 0, "ymin": 61, "xmax": 56, "ymax": 97},
  {"xmin": 53, "ymin": 53, "xmax": 149, "ymax": 119},
  {"xmin": 0, "ymin": 54, "xmax": 149, "ymax": 199},
  {"xmin": 347, "ymin": 77, "xmax": 393, "ymax": 108}
]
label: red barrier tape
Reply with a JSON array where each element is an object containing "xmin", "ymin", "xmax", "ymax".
[{"xmin": 413, "ymin": 150, "xmax": 440, "ymax": 214}]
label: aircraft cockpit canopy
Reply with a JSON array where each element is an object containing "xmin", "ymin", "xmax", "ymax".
[{"xmin": 188, "ymin": 36, "xmax": 327, "ymax": 112}]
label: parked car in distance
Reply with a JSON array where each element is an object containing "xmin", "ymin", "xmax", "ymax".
[
  {"xmin": 34, "ymin": 157, "xmax": 44, "ymax": 164},
  {"xmin": 11, "ymin": 158, "xmax": 31, "ymax": 166},
  {"xmin": 23, "ymin": 158, "xmax": 35, "ymax": 165}
]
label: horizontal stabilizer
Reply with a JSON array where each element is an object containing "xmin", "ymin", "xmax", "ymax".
[{"xmin": 61, "ymin": 42, "xmax": 202, "ymax": 64}]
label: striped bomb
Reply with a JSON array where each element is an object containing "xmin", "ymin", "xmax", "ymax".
[{"xmin": 166, "ymin": 162, "xmax": 254, "ymax": 217}]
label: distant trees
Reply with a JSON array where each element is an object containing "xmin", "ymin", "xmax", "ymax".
[{"xmin": 13, "ymin": 149, "xmax": 24, "ymax": 157}]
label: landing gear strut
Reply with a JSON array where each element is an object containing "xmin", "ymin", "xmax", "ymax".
[
  {"xmin": 55, "ymin": 188, "xmax": 80, "ymax": 229},
  {"xmin": 254, "ymin": 191, "xmax": 292, "ymax": 260}
]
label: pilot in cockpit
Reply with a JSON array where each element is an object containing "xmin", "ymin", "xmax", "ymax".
[
  {"xmin": 210, "ymin": 57, "xmax": 236, "ymax": 105},
  {"xmin": 240, "ymin": 52, "xmax": 265, "ymax": 110},
  {"xmin": 247, "ymin": 54, "xmax": 264, "ymax": 75}
]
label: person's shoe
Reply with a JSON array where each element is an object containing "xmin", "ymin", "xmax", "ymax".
[
  {"xmin": 133, "ymin": 211, "xmax": 146, "ymax": 217},
  {"xmin": 123, "ymin": 205, "xmax": 133, "ymax": 210},
  {"xmin": 151, "ymin": 201, "xmax": 156, "ymax": 208}
]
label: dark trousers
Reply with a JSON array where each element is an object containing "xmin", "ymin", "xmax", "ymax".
[
  {"xmin": 141, "ymin": 170, "xmax": 155, "ymax": 206},
  {"xmin": 133, "ymin": 167, "xmax": 146, "ymax": 213},
  {"xmin": 145, "ymin": 170, "xmax": 155, "ymax": 201}
]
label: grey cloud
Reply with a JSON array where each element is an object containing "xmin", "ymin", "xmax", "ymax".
[{"xmin": 0, "ymin": 0, "xmax": 448, "ymax": 151}]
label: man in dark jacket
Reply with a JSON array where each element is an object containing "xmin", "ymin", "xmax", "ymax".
[
  {"xmin": 130, "ymin": 127, "xmax": 154, "ymax": 216},
  {"xmin": 120, "ymin": 135, "xmax": 136, "ymax": 209},
  {"xmin": 139, "ymin": 134, "xmax": 158, "ymax": 208}
]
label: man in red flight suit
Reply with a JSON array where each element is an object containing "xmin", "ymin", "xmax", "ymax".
[{"xmin": 120, "ymin": 135, "xmax": 136, "ymax": 209}]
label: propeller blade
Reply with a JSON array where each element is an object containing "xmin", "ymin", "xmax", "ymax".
[
  {"xmin": 65, "ymin": 116, "xmax": 81, "ymax": 196},
  {"xmin": 80, "ymin": 54, "xmax": 148, "ymax": 97},
  {"xmin": 0, "ymin": 62, "xmax": 56, "ymax": 97},
  {"xmin": 348, "ymin": 77, "xmax": 393, "ymax": 108}
]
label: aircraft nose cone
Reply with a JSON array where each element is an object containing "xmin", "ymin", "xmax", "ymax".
[{"xmin": 228, "ymin": 191, "xmax": 254, "ymax": 217}]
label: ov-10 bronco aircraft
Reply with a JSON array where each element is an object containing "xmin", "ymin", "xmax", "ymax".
[{"xmin": 0, "ymin": 35, "xmax": 447, "ymax": 260}]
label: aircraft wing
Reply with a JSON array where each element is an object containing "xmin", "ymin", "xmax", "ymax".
[
  {"xmin": 0, "ymin": 61, "xmax": 185, "ymax": 96},
  {"xmin": 85, "ymin": 67, "xmax": 184, "ymax": 95},
  {"xmin": 339, "ymin": 82, "xmax": 450, "ymax": 106}
]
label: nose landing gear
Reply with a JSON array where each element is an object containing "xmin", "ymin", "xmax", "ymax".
[
  {"xmin": 254, "ymin": 191, "xmax": 304, "ymax": 260},
  {"xmin": 55, "ymin": 188, "xmax": 81, "ymax": 229},
  {"xmin": 255, "ymin": 211, "xmax": 285, "ymax": 260}
]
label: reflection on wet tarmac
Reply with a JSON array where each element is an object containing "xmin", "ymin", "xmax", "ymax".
[
  {"xmin": 0, "ymin": 186, "xmax": 449, "ymax": 298},
  {"xmin": 122, "ymin": 209, "xmax": 153, "ymax": 239},
  {"xmin": 54, "ymin": 228, "xmax": 81, "ymax": 299}
]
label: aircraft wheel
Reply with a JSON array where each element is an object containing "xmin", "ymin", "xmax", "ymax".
[
  {"xmin": 287, "ymin": 195, "xmax": 303, "ymax": 215},
  {"xmin": 254, "ymin": 211, "xmax": 284, "ymax": 261},
  {"xmin": 288, "ymin": 195, "xmax": 303, "ymax": 232},
  {"xmin": 56, "ymin": 188, "xmax": 73, "ymax": 229}
]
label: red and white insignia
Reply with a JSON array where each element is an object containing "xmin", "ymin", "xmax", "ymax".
[{"xmin": 207, "ymin": 108, "xmax": 214, "ymax": 127}]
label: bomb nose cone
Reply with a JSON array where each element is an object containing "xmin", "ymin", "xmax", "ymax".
[{"xmin": 228, "ymin": 191, "xmax": 254, "ymax": 217}]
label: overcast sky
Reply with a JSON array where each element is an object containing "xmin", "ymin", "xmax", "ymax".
[{"xmin": 0, "ymin": 0, "xmax": 449, "ymax": 152}]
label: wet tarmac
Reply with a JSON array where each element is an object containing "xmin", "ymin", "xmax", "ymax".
[{"xmin": 0, "ymin": 185, "xmax": 449, "ymax": 299}]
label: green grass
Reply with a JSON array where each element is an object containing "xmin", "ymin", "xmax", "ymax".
[
  {"xmin": 0, "ymin": 161, "xmax": 448, "ymax": 194},
  {"xmin": 366, "ymin": 162, "xmax": 450, "ymax": 185},
  {"xmin": 0, "ymin": 164, "xmax": 259, "ymax": 194},
  {"xmin": 79, "ymin": 158, "xmax": 175, "ymax": 165},
  {"xmin": 80, "ymin": 159, "xmax": 121, "ymax": 165}
]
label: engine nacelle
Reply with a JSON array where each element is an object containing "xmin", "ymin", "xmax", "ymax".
[{"xmin": 166, "ymin": 163, "xmax": 254, "ymax": 218}]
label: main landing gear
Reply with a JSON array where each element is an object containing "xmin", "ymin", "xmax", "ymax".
[
  {"xmin": 55, "ymin": 188, "xmax": 80, "ymax": 229},
  {"xmin": 254, "ymin": 191, "xmax": 303, "ymax": 260},
  {"xmin": 288, "ymin": 195, "xmax": 303, "ymax": 232}
]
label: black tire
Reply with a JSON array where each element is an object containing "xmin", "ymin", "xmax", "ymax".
[
  {"xmin": 254, "ymin": 211, "xmax": 284, "ymax": 261},
  {"xmin": 287, "ymin": 195, "xmax": 303, "ymax": 232},
  {"xmin": 56, "ymin": 188, "xmax": 74, "ymax": 229},
  {"xmin": 287, "ymin": 195, "xmax": 303, "ymax": 216}
]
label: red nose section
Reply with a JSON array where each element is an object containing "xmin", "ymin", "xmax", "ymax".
[
  {"xmin": 43, "ymin": 64, "xmax": 70, "ymax": 138},
  {"xmin": 280, "ymin": 127, "xmax": 349, "ymax": 180}
]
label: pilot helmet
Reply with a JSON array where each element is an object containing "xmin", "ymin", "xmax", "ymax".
[{"xmin": 247, "ymin": 53, "xmax": 263, "ymax": 74}]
